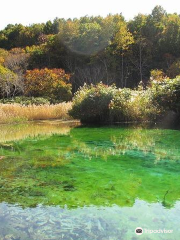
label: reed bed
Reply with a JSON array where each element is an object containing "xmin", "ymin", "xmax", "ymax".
[{"xmin": 0, "ymin": 102, "xmax": 72, "ymax": 124}]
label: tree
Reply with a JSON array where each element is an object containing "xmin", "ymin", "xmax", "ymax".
[
  {"xmin": 151, "ymin": 5, "xmax": 167, "ymax": 23},
  {"xmin": 113, "ymin": 20, "xmax": 134, "ymax": 87},
  {"xmin": 128, "ymin": 14, "xmax": 154, "ymax": 83},
  {"xmin": 4, "ymin": 48, "xmax": 29, "ymax": 73},
  {"xmin": 0, "ymin": 65, "xmax": 23, "ymax": 98}
]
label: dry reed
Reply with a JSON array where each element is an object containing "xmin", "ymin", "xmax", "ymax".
[{"xmin": 0, "ymin": 102, "xmax": 72, "ymax": 124}]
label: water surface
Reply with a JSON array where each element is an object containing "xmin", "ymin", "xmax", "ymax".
[{"xmin": 0, "ymin": 122, "xmax": 180, "ymax": 239}]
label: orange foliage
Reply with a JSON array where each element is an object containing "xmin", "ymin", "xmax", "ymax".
[{"xmin": 25, "ymin": 68, "xmax": 72, "ymax": 101}]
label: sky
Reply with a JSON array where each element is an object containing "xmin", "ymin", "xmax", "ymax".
[{"xmin": 0, "ymin": 0, "xmax": 180, "ymax": 30}]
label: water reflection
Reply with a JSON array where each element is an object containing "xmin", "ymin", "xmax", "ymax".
[
  {"xmin": 71, "ymin": 127, "xmax": 180, "ymax": 162},
  {"xmin": 0, "ymin": 124, "xmax": 180, "ymax": 239},
  {"xmin": 0, "ymin": 120, "xmax": 79, "ymax": 143},
  {"xmin": 0, "ymin": 200, "xmax": 180, "ymax": 240}
]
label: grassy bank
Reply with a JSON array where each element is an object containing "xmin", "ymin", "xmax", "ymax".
[{"xmin": 0, "ymin": 102, "xmax": 72, "ymax": 124}]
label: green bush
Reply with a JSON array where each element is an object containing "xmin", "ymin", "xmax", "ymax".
[
  {"xmin": 69, "ymin": 78, "xmax": 180, "ymax": 124},
  {"xmin": 109, "ymin": 88, "xmax": 132, "ymax": 122},
  {"xmin": 69, "ymin": 83, "xmax": 117, "ymax": 123},
  {"xmin": 0, "ymin": 96, "xmax": 50, "ymax": 105},
  {"xmin": 150, "ymin": 76, "xmax": 180, "ymax": 115},
  {"xmin": 69, "ymin": 83, "xmax": 159, "ymax": 123},
  {"xmin": 110, "ymin": 88, "xmax": 160, "ymax": 122}
]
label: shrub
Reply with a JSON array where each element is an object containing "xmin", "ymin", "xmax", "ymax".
[
  {"xmin": 0, "ymin": 96, "xmax": 50, "ymax": 105},
  {"xmin": 69, "ymin": 83, "xmax": 159, "ymax": 123},
  {"xmin": 25, "ymin": 68, "xmax": 72, "ymax": 102},
  {"xmin": 149, "ymin": 76, "xmax": 180, "ymax": 115},
  {"xmin": 69, "ymin": 83, "xmax": 117, "ymax": 123},
  {"xmin": 109, "ymin": 88, "xmax": 132, "ymax": 122},
  {"xmin": 110, "ymin": 88, "xmax": 160, "ymax": 122},
  {"xmin": 150, "ymin": 69, "xmax": 165, "ymax": 81},
  {"xmin": 69, "ymin": 78, "xmax": 180, "ymax": 124}
]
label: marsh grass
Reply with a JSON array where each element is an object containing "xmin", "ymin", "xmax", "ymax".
[{"xmin": 0, "ymin": 102, "xmax": 72, "ymax": 124}]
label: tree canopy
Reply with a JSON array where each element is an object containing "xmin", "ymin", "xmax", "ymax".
[{"xmin": 0, "ymin": 6, "xmax": 180, "ymax": 98}]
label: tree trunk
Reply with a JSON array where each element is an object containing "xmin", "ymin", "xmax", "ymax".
[
  {"xmin": 139, "ymin": 41, "xmax": 143, "ymax": 82},
  {"xmin": 121, "ymin": 52, "xmax": 124, "ymax": 87}
]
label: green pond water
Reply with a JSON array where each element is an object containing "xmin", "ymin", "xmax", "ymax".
[{"xmin": 0, "ymin": 121, "xmax": 180, "ymax": 240}]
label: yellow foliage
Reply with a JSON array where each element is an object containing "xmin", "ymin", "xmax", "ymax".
[
  {"xmin": 0, "ymin": 102, "xmax": 72, "ymax": 124},
  {"xmin": 150, "ymin": 69, "xmax": 165, "ymax": 81},
  {"xmin": 114, "ymin": 21, "xmax": 134, "ymax": 51},
  {"xmin": 0, "ymin": 57, "xmax": 4, "ymax": 65}
]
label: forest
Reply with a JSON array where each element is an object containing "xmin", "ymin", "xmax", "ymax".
[{"xmin": 0, "ymin": 5, "xmax": 180, "ymax": 123}]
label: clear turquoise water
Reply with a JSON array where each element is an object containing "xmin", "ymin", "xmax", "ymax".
[{"xmin": 0, "ymin": 122, "xmax": 180, "ymax": 239}]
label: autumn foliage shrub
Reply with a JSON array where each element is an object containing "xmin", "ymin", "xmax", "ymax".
[{"xmin": 25, "ymin": 68, "xmax": 72, "ymax": 102}]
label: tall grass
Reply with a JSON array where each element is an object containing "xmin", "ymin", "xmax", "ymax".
[{"xmin": 0, "ymin": 102, "xmax": 72, "ymax": 124}]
